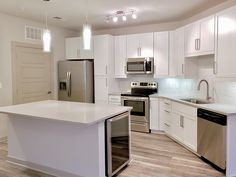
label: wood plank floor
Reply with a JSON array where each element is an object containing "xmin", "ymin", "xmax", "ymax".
[{"xmin": 0, "ymin": 132, "xmax": 225, "ymax": 177}]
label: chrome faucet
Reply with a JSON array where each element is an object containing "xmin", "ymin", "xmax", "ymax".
[{"xmin": 197, "ymin": 79, "xmax": 211, "ymax": 100}]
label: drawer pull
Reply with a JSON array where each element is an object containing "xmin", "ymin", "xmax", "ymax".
[
  {"xmin": 164, "ymin": 110, "xmax": 170, "ymax": 113},
  {"xmin": 164, "ymin": 123, "xmax": 170, "ymax": 127}
]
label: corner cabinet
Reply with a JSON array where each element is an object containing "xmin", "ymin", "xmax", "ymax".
[
  {"xmin": 127, "ymin": 33, "xmax": 154, "ymax": 58},
  {"xmin": 215, "ymin": 6, "xmax": 236, "ymax": 78},
  {"xmin": 185, "ymin": 16, "xmax": 215, "ymax": 57},
  {"xmin": 65, "ymin": 37, "xmax": 94, "ymax": 59},
  {"xmin": 150, "ymin": 97, "xmax": 159, "ymax": 131},
  {"xmin": 114, "ymin": 35, "xmax": 127, "ymax": 78},
  {"xmin": 153, "ymin": 32, "xmax": 169, "ymax": 77}
]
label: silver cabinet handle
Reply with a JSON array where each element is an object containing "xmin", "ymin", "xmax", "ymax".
[
  {"xmin": 182, "ymin": 64, "xmax": 184, "ymax": 74},
  {"xmin": 47, "ymin": 91, "xmax": 52, "ymax": 94},
  {"xmin": 140, "ymin": 47, "xmax": 142, "ymax": 56},
  {"xmin": 180, "ymin": 115, "xmax": 184, "ymax": 128},
  {"xmin": 124, "ymin": 65, "xmax": 127, "ymax": 74},
  {"xmin": 195, "ymin": 39, "xmax": 198, "ymax": 51},
  {"xmin": 164, "ymin": 123, "xmax": 170, "ymax": 127},
  {"xmin": 137, "ymin": 48, "xmax": 139, "ymax": 56},
  {"xmin": 106, "ymin": 65, "xmax": 108, "ymax": 75},
  {"xmin": 213, "ymin": 60, "xmax": 217, "ymax": 74},
  {"xmin": 77, "ymin": 49, "xmax": 80, "ymax": 58},
  {"xmin": 164, "ymin": 110, "xmax": 170, "ymax": 113},
  {"xmin": 197, "ymin": 38, "xmax": 201, "ymax": 50}
]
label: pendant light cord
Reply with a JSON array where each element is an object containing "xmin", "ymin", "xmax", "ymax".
[{"xmin": 44, "ymin": 0, "xmax": 49, "ymax": 29}]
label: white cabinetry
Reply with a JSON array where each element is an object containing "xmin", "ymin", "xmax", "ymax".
[
  {"xmin": 159, "ymin": 99, "xmax": 172, "ymax": 133},
  {"xmin": 215, "ymin": 6, "xmax": 236, "ymax": 77},
  {"xmin": 65, "ymin": 37, "xmax": 94, "ymax": 59},
  {"xmin": 93, "ymin": 35, "xmax": 119, "ymax": 104},
  {"xmin": 150, "ymin": 97, "xmax": 159, "ymax": 131},
  {"xmin": 154, "ymin": 32, "xmax": 169, "ymax": 77},
  {"xmin": 185, "ymin": 16, "xmax": 215, "ymax": 57},
  {"xmin": 127, "ymin": 33, "xmax": 154, "ymax": 58},
  {"xmin": 114, "ymin": 35, "xmax": 127, "ymax": 78},
  {"xmin": 171, "ymin": 101, "xmax": 197, "ymax": 152}
]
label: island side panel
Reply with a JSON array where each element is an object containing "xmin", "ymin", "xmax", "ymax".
[
  {"xmin": 7, "ymin": 114, "xmax": 106, "ymax": 177},
  {"xmin": 227, "ymin": 115, "xmax": 236, "ymax": 177}
]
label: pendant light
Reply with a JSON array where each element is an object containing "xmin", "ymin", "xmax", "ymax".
[
  {"xmin": 43, "ymin": 0, "xmax": 51, "ymax": 52},
  {"xmin": 83, "ymin": 0, "xmax": 92, "ymax": 50}
]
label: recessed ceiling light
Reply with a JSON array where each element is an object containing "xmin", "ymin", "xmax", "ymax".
[{"xmin": 53, "ymin": 16, "xmax": 63, "ymax": 20}]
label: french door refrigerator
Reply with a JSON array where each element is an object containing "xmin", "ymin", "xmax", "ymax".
[{"xmin": 58, "ymin": 60, "xmax": 94, "ymax": 103}]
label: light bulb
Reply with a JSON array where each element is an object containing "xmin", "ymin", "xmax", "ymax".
[
  {"xmin": 43, "ymin": 29, "xmax": 51, "ymax": 52},
  {"xmin": 83, "ymin": 24, "xmax": 92, "ymax": 50},
  {"xmin": 132, "ymin": 13, "xmax": 137, "ymax": 19},
  {"xmin": 113, "ymin": 16, "xmax": 118, "ymax": 23},
  {"xmin": 122, "ymin": 15, "xmax": 127, "ymax": 21}
]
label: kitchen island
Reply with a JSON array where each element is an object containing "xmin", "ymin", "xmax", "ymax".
[{"xmin": 0, "ymin": 100, "xmax": 132, "ymax": 177}]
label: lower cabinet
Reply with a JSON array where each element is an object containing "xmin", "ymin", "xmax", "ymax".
[
  {"xmin": 150, "ymin": 98, "xmax": 159, "ymax": 131},
  {"xmin": 157, "ymin": 99, "xmax": 197, "ymax": 152}
]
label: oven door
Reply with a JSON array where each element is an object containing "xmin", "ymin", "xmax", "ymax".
[
  {"xmin": 126, "ymin": 59, "xmax": 146, "ymax": 74},
  {"xmin": 121, "ymin": 96, "xmax": 149, "ymax": 122}
]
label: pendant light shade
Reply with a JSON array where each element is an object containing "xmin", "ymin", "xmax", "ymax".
[
  {"xmin": 83, "ymin": 24, "xmax": 92, "ymax": 50},
  {"xmin": 43, "ymin": 29, "xmax": 51, "ymax": 52}
]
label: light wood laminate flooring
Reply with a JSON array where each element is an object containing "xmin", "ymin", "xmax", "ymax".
[{"xmin": 0, "ymin": 132, "xmax": 225, "ymax": 177}]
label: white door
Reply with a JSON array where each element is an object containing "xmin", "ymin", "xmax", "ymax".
[
  {"xmin": 174, "ymin": 27, "xmax": 185, "ymax": 77},
  {"xmin": 13, "ymin": 44, "xmax": 52, "ymax": 104},
  {"xmin": 94, "ymin": 35, "xmax": 109, "ymax": 76},
  {"xmin": 126, "ymin": 34, "xmax": 140, "ymax": 58},
  {"xmin": 139, "ymin": 33, "xmax": 154, "ymax": 57},
  {"xmin": 154, "ymin": 32, "xmax": 169, "ymax": 77},
  {"xmin": 115, "ymin": 35, "xmax": 127, "ymax": 78},
  {"xmin": 200, "ymin": 16, "xmax": 215, "ymax": 54},
  {"xmin": 185, "ymin": 23, "xmax": 200, "ymax": 57},
  {"xmin": 150, "ymin": 98, "xmax": 159, "ymax": 131},
  {"xmin": 216, "ymin": 7, "xmax": 236, "ymax": 77},
  {"xmin": 184, "ymin": 116, "xmax": 197, "ymax": 152},
  {"xmin": 94, "ymin": 77, "xmax": 108, "ymax": 104}
]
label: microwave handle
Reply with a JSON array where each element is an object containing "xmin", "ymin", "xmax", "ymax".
[{"xmin": 144, "ymin": 60, "xmax": 147, "ymax": 73}]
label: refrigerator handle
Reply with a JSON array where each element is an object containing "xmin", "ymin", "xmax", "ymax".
[{"xmin": 66, "ymin": 72, "xmax": 72, "ymax": 97}]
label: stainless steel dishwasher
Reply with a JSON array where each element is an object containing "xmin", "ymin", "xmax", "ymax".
[{"xmin": 197, "ymin": 108, "xmax": 227, "ymax": 170}]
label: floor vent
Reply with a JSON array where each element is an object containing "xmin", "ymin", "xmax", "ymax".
[{"xmin": 25, "ymin": 26, "xmax": 43, "ymax": 41}]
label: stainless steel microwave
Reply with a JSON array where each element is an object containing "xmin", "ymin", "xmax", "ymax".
[{"xmin": 126, "ymin": 57, "xmax": 154, "ymax": 75}]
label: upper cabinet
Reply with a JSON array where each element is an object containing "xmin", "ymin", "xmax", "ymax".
[
  {"xmin": 93, "ymin": 35, "xmax": 114, "ymax": 76},
  {"xmin": 153, "ymin": 31, "xmax": 169, "ymax": 77},
  {"xmin": 185, "ymin": 16, "xmax": 215, "ymax": 57},
  {"xmin": 114, "ymin": 35, "xmax": 127, "ymax": 78},
  {"xmin": 127, "ymin": 33, "xmax": 154, "ymax": 58},
  {"xmin": 65, "ymin": 37, "xmax": 94, "ymax": 59},
  {"xmin": 215, "ymin": 6, "xmax": 236, "ymax": 78}
]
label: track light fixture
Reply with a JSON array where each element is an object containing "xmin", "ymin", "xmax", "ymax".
[{"xmin": 106, "ymin": 10, "xmax": 137, "ymax": 23}]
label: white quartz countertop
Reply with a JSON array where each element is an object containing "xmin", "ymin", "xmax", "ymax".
[
  {"xmin": 0, "ymin": 100, "xmax": 132, "ymax": 125},
  {"xmin": 150, "ymin": 94, "xmax": 236, "ymax": 116}
]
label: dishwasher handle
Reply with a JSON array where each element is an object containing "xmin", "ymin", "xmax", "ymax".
[{"xmin": 197, "ymin": 108, "xmax": 227, "ymax": 126}]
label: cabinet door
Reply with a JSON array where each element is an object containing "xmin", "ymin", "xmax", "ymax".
[
  {"xmin": 185, "ymin": 23, "xmax": 200, "ymax": 57},
  {"xmin": 95, "ymin": 77, "xmax": 108, "ymax": 103},
  {"xmin": 174, "ymin": 28, "xmax": 185, "ymax": 77},
  {"xmin": 154, "ymin": 32, "xmax": 169, "ymax": 77},
  {"xmin": 171, "ymin": 113, "xmax": 184, "ymax": 142},
  {"xmin": 93, "ymin": 35, "xmax": 109, "ymax": 76},
  {"xmin": 65, "ymin": 37, "xmax": 80, "ymax": 59},
  {"xmin": 115, "ymin": 36, "xmax": 127, "ymax": 78},
  {"xmin": 139, "ymin": 33, "xmax": 154, "ymax": 57},
  {"xmin": 150, "ymin": 98, "xmax": 159, "ymax": 131},
  {"xmin": 183, "ymin": 116, "xmax": 197, "ymax": 152},
  {"xmin": 216, "ymin": 7, "xmax": 236, "ymax": 77},
  {"xmin": 126, "ymin": 34, "xmax": 140, "ymax": 58},
  {"xmin": 200, "ymin": 16, "xmax": 215, "ymax": 54},
  {"xmin": 80, "ymin": 38, "xmax": 94, "ymax": 59}
]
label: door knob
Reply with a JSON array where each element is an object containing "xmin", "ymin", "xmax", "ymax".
[{"xmin": 47, "ymin": 91, "xmax": 52, "ymax": 94}]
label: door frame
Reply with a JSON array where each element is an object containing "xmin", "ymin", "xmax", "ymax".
[{"xmin": 11, "ymin": 42, "xmax": 54, "ymax": 104}]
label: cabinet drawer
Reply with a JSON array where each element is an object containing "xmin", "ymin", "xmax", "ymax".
[
  {"xmin": 163, "ymin": 110, "xmax": 171, "ymax": 124},
  {"xmin": 172, "ymin": 102, "xmax": 197, "ymax": 119},
  {"xmin": 162, "ymin": 99, "xmax": 172, "ymax": 111},
  {"xmin": 108, "ymin": 95, "xmax": 121, "ymax": 103}
]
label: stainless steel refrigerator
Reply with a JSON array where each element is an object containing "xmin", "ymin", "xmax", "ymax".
[{"xmin": 58, "ymin": 60, "xmax": 94, "ymax": 103}]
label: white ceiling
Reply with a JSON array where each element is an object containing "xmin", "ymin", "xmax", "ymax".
[{"xmin": 0, "ymin": 0, "xmax": 227, "ymax": 31}]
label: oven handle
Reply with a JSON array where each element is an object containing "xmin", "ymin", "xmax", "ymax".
[{"xmin": 121, "ymin": 97, "xmax": 149, "ymax": 101}]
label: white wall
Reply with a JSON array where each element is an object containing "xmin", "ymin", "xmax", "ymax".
[{"xmin": 0, "ymin": 12, "xmax": 77, "ymax": 139}]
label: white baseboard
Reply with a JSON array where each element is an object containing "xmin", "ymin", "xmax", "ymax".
[{"xmin": 7, "ymin": 156, "xmax": 82, "ymax": 177}]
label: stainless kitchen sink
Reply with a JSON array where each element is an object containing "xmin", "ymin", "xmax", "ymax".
[{"xmin": 180, "ymin": 98, "xmax": 213, "ymax": 104}]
